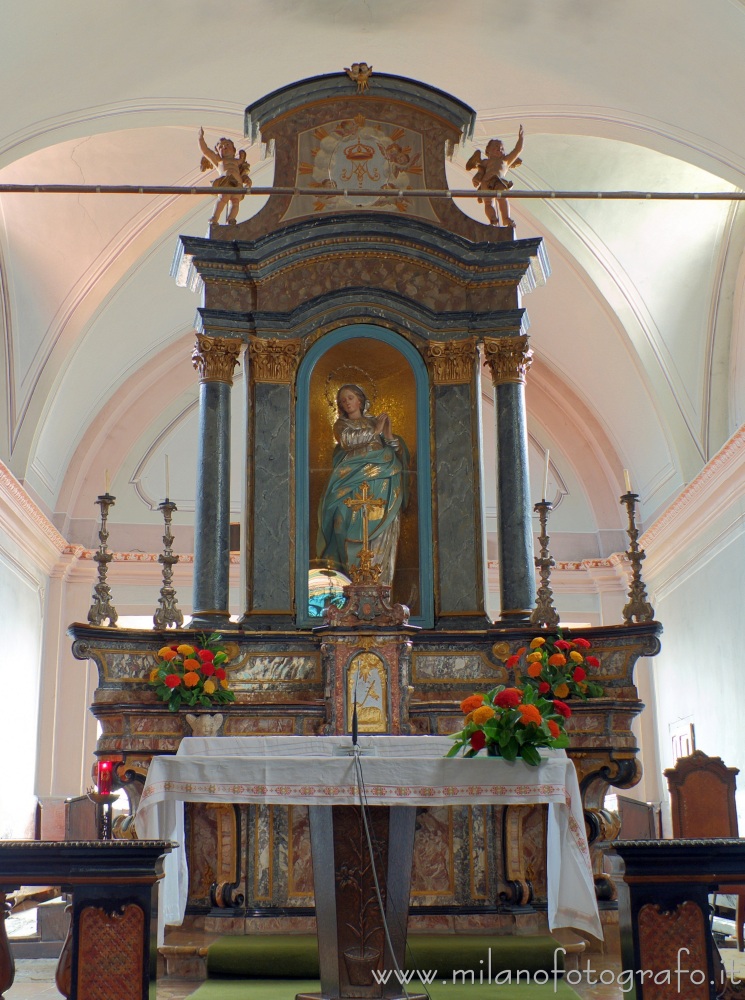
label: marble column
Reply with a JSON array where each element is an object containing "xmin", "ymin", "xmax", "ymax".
[
  {"xmin": 427, "ymin": 339, "xmax": 489, "ymax": 629},
  {"xmin": 240, "ymin": 337, "xmax": 300, "ymax": 630},
  {"xmin": 191, "ymin": 333, "xmax": 242, "ymax": 629},
  {"xmin": 483, "ymin": 335, "xmax": 535, "ymax": 625}
]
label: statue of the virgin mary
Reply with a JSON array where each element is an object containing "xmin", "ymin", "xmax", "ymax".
[{"xmin": 316, "ymin": 384, "xmax": 408, "ymax": 586}]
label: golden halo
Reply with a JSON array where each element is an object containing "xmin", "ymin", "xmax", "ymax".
[{"xmin": 324, "ymin": 365, "xmax": 378, "ymax": 420}]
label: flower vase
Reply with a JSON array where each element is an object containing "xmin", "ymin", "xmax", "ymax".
[
  {"xmin": 343, "ymin": 947, "xmax": 381, "ymax": 986},
  {"xmin": 486, "ymin": 744, "xmax": 501, "ymax": 757}
]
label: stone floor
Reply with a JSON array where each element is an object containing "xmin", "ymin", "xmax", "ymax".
[{"xmin": 7, "ymin": 939, "xmax": 745, "ymax": 999}]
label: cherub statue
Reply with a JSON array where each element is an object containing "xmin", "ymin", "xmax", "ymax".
[
  {"xmin": 465, "ymin": 125, "xmax": 524, "ymax": 229},
  {"xmin": 198, "ymin": 128, "xmax": 251, "ymax": 225},
  {"xmin": 345, "ymin": 62, "xmax": 373, "ymax": 94}
]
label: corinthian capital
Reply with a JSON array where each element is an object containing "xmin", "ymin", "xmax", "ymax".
[
  {"xmin": 426, "ymin": 338, "xmax": 477, "ymax": 385},
  {"xmin": 482, "ymin": 335, "xmax": 533, "ymax": 386},
  {"xmin": 192, "ymin": 334, "xmax": 242, "ymax": 384},
  {"xmin": 248, "ymin": 338, "xmax": 301, "ymax": 384}
]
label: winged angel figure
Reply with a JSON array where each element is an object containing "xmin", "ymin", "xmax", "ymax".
[
  {"xmin": 465, "ymin": 125, "xmax": 524, "ymax": 228},
  {"xmin": 198, "ymin": 128, "xmax": 251, "ymax": 225},
  {"xmin": 345, "ymin": 62, "xmax": 373, "ymax": 93}
]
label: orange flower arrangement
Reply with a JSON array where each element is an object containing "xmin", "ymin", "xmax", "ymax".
[
  {"xmin": 149, "ymin": 633, "xmax": 235, "ymax": 712},
  {"xmin": 507, "ymin": 633, "xmax": 603, "ymax": 701},
  {"xmin": 447, "ymin": 685, "xmax": 569, "ymax": 765}
]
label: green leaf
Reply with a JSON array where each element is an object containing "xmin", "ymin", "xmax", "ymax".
[
  {"xmin": 520, "ymin": 745, "xmax": 541, "ymax": 766},
  {"xmin": 551, "ymin": 734, "xmax": 570, "ymax": 748},
  {"xmin": 502, "ymin": 738, "xmax": 519, "ymax": 762},
  {"xmin": 445, "ymin": 743, "xmax": 463, "ymax": 758}
]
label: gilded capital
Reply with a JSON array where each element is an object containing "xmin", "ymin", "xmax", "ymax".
[
  {"xmin": 192, "ymin": 334, "xmax": 242, "ymax": 384},
  {"xmin": 249, "ymin": 337, "xmax": 301, "ymax": 384},
  {"xmin": 482, "ymin": 335, "xmax": 533, "ymax": 386},
  {"xmin": 426, "ymin": 338, "xmax": 477, "ymax": 385}
]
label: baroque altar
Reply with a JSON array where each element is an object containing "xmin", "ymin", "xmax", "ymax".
[{"xmin": 70, "ymin": 67, "xmax": 661, "ymax": 962}]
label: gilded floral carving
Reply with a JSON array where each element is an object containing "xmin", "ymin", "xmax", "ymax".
[
  {"xmin": 192, "ymin": 335, "xmax": 243, "ymax": 384},
  {"xmin": 482, "ymin": 335, "xmax": 533, "ymax": 386},
  {"xmin": 248, "ymin": 338, "xmax": 301, "ymax": 384},
  {"xmin": 426, "ymin": 339, "xmax": 477, "ymax": 384}
]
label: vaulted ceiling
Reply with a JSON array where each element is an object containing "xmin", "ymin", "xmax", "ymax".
[{"xmin": 1, "ymin": 0, "xmax": 743, "ymax": 559}]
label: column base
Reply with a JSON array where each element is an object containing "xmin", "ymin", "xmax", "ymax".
[
  {"xmin": 189, "ymin": 610, "xmax": 236, "ymax": 630},
  {"xmin": 434, "ymin": 614, "xmax": 491, "ymax": 631},
  {"xmin": 238, "ymin": 611, "xmax": 298, "ymax": 631},
  {"xmin": 496, "ymin": 608, "xmax": 534, "ymax": 627}
]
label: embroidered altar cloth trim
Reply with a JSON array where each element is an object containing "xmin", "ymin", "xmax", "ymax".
[{"xmin": 136, "ymin": 735, "xmax": 602, "ymax": 941}]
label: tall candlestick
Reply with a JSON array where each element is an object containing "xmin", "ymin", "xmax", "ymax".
[
  {"xmin": 542, "ymin": 449, "xmax": 550, "ymax": 501},
  {"xmin": 623, "ymin": 468, "xmax": 632, "ymax": 493},
  {"xmin": 104, "ymin": 468, "xmax": 110, "ymax": 495},
  {"xmin": 164, "ymin": 454, "xmax": 170, "ymax": 499}
]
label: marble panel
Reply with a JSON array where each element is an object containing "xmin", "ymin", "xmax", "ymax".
[
  {"xmin": 101, "ymin": 651, "xmax": 155, "ymax": 682},
  {"xmin": 288, "ymin": 806, "xmax": 313, "ymax": 898},
  {"xmin": 253, "ymin": 805, "xmax": 273, "ymax": 901},
  {"xmin": 251, "ymin": 382, "xmax": 292, "ymax": 611},
  {"xmin": 223, "ymin": 716, "xmax": 297, "ymax": 735},
  {"xmin": 230, "ymin": 654, "xmax": 320, "ymax": 685},
  {"xmin": 411, "ymin": 806, "xmax": 454, "ymax": 897},
  {"xmin": 434, "ymin": 384, "xmax": 481, "ymax": 613},
  {"xmin": 412, "ymin": 652, "xmax": 508, "ymax": 683}
]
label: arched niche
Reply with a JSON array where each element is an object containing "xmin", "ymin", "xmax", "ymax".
[{"xmin": 295, "ymin": 323, "xmax": 434, "ymax": 628}]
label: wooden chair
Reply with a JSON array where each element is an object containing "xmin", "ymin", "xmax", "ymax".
[{"xmin": 664, "ymin": 749, "xmax": 745, "ymax": 950}]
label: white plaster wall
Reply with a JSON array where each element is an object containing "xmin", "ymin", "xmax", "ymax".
[
  {"xmin": 651, "ymin": 531, "xmax": 745, "ymax": 834},
  {"xmin": 0, "ymin": 546, "xmax": 44, "ymax": 837}
]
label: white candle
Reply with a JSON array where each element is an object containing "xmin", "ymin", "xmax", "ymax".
[
  {"xmin": 624, "ymin": 468, "xmax": 632, "ymax": 493},
  {"xmin": 165, "ymin": 454, "xmax": 170, "ymax": 499},
  {"xmin": 542, "ymin": 449, "xmax": 550, "ymax": 501},
  {"xmin": 104, "ymin": 469, "xmax": 110, "ymax": 494}
]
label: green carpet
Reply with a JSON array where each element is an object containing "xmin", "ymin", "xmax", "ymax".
[
  {"xmin": 190, "ymin": 978, "xmax": 580, "ymax": 999},
  {"xmin": 207, "ymin": 933, "xmax": 564, "ymax": 979}
]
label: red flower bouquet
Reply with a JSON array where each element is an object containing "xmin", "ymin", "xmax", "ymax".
[
  {"xmin": 149, "ymin": 633, "xmax": 236, "ymax": 712},
  {"xmin": 446, "ymin": 685, "xmax": 570, "ymax": 765},
  {"xmin": 507, "ymin": 633, "xmax": 604, "ymax": 701}
]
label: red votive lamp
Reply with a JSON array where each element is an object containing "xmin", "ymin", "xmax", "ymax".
[{"xmin": 97, "ymin": 759, "xmax": 113, "ymax": 796}]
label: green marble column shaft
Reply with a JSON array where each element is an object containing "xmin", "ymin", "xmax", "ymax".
[
  {"xmin": 190, "ymin": 334, "xmax": 242, "ymax": 629},
  {"xmin": 483, "ymin": 335, "xmax": 535, "ymax": 624}
]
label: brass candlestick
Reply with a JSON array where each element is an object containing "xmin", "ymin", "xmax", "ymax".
[
  {"xmin": 87, "ymin": 790, "xmax": 118, "ymax": 840},
  {"xmin": 620, "ymin": 491, "xmax": 655, "ymax": 623},
  {"xmin": 87, "ymin": 493, "xmax": 118, "ymax": 627},
  {"xmin": 530, "ymin": 500, "xmax": 559, "ymax": 628},
  {"xmin": 153, "ymin": 499, "xmax": 183, "ymax": 628}
]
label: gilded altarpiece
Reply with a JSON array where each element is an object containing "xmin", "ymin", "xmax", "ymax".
[{"xmin": 74, "ymin": 69, "xmax": 661, "ymax": 962}]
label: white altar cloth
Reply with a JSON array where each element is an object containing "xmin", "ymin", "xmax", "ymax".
[{"xmin": 136, "ymin": 735, "xmax": 602, "ymax": 941}]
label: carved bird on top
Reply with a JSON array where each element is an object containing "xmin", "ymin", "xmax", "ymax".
[{"xmin": 345, "ymin": 62, "xmax": 373, "ymax": 93}]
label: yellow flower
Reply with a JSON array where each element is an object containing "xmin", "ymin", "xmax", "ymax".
[
  {"xmin": 569, "ymin": 651, "xmax": 584, "ymax": 663},
  {"xmin": 220, "ymin": 678, "xmax": 229, "ymax": 689},
  {"xmin": 527, "ymin": 651, "xmax": 543, "ymax": 663},
  {"xmin": 530, "ymin": 637, "xmax": 546, "ymax": 649},
  {"xmin": 177, "ymin": 644, "xmax": 195, "ymax": 656},
  {"xmin": 203, "ymin": 679, "xmax": 216, "ymax": 695},
  {"xmin": 149, "ymin": 668, "xmax": 160, "ymax": 683},
  {"xmin": 554, "ymin": 682, "xmax": 570, "ymax": 698},
  {"xmin": 472, "ymin": 705, "xmax": 496, "ymax": 725},
  {"xmin": 158, "ymin": 646, "xmax": 177, "ymax": 661}
]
